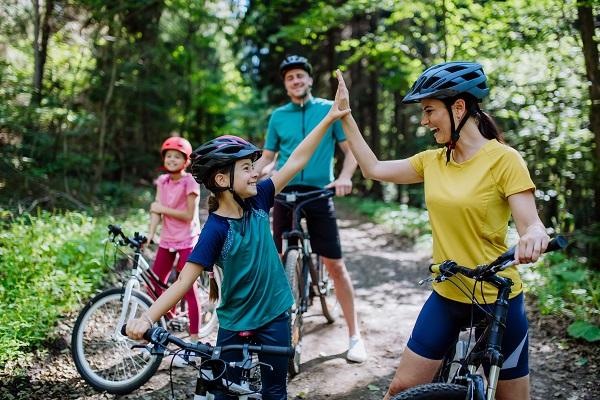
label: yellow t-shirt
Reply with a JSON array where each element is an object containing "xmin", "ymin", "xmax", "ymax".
[{"xmin": 409, "ymin": 139, "xmax": 535, "ymax": 304}]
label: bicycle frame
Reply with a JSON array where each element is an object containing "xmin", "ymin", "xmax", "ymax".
[
  {"xmin": 278, "ymin": 189, "xmax": 334, "ymax": 313},
  {"xmin": 426, "ymin": 236, "xmax": 567, "ymax": 400},
  {"xmin": 135, "ymin": 327, "xmax": 293, "ymax": 400}
]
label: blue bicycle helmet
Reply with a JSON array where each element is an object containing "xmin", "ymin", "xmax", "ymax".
[
  {"xmin": 402, "ymin": 61, "xmax": 489, "ymax": 104},
  {"xmin": 279, "ymin": 55, "xmax": 313, "ymax": 78},
  {"xmin": 403, "ymin": 62, "xmax": 490, "ymax": 163}
]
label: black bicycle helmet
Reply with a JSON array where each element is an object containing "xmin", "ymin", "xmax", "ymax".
[
  {"xmin": 402, "ymin": 61, "xmax": 490, "ymax": 164},
  {"xmin": 279, "ymin": 55, "xmax": 313, "ymax": 78},
  {"xmin": 190, "ymin": 135, "xmax": 262, "ymax": 186},
  {"xmin": 402, "ymin": 61, "xmax": 489, "ymax": 104}
]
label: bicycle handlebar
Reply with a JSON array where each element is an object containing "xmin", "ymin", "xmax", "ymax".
[
  {"xmin": 107, "ymin": 224, "xmax": 147, "ymax": 249},
  {"xmin": 274, "ymin": 188, "xmax": 335, "ymax": 204},
  {"xmin": 430, "ymin": 235, "xmax": 568, "ymax": 280},
  {"xmin": 120, "ymin": 325, "xmax": 294, "ymax": 358}
]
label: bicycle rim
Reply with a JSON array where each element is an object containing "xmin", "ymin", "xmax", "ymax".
[
  {"xmin": 314, "ymin": 256, "xmax": 339, "ymax": 323},
  {"xmin": 71, "ymin": 288, "xmax": 163, "ymax": 394},
  {"xmin": 391, "ymin": 383, "xmax": 468, "ymax": 400}
]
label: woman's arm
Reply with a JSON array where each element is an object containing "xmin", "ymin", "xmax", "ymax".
[
  {"xmin": 336, "ymin": 71, "xmax": 422, "ymax": 184},
  {"xmin": 151, "ymin": 193, "xmax": 198, "ymax": 222},
  {"xmin": 271, "ymin": 78, "xmax": 351, "ymax": 194},
  {"xmin": 126, "ymin": 261, "xmax": 204, "ymax": 340},
  {"xmin": 508, "ymin": 190, "xmax": 550, "ymax": 263}
]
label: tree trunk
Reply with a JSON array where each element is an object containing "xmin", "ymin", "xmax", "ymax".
[
  {"xmin": 577, "ymin": 5, "xmax": 600, "ymax": 221},
  {"xmin": 31, "ymin": 0, "xmax": 55, "ymax": 106}
]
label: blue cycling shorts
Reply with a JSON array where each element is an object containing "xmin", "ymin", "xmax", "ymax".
[{"xmin": 407, "ymin": 291, "xmax": 529, "ymax": 380}]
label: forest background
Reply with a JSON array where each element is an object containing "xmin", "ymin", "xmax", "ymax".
[{"xmin": 1, "ymin": 0, "xmax": 599, "ymax": 366}]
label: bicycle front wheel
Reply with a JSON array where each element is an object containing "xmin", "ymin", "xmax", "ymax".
[
  {"xmin": 283, "ymin": 249, "xmax": 302, "ymax": 377},
  {"xmin": 71, "ymin": 288, "xmax": 163, "ymax": 394},
  {"xmin": 391, "ymin": 383, "xmax": 468, "ymax": 400},
  {"xmin": 313, "ymin": 255, "xmax": 339, "ymax": 323}
]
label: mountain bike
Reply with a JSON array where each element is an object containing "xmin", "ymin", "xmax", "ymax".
[
  {"xmin": 275, "ymin": 188, "xmax": 340, "ymax": 377},
  {"xmin": 71, "ymin": 224, "xmax": 222, "ymax": 394},
  {"xmin": 122, "ymin": 325, "xmax": 294, "ymax": 399},
  {"xmin": 392, "ymin": 235, "xmax": 568, "ymax": 400}
]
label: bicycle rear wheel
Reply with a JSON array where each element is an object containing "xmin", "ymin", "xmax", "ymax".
[
  {"xmin": 283, "ymin": 249, "xmax": 302, "ymax": 377},
  {"xmin": 71, "ymin": 288, "xmax": 164, "ymax": 394},
  {"xmin": 391, "ymin": 383, "xmax": 468, "ymax": 400},
  {"xmin": 312, "ymin": 255, "xmax": 339, "ymax": 323}
]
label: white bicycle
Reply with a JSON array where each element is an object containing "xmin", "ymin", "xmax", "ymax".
[{"xmin": 71, "ymin": 224, "xmax": 222, "ymax": 394}]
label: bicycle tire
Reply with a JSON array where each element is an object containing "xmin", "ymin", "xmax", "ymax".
[
  {"xmin": 283, "ymin": 249, "xmax": 302, "ymax": 377},
  {"xmin": 284, "ymin": 249, "xmax": 301, "ymax": 308},
  {"xmin": 71, "ymin": 288, "xmax": 164, "ymax": 394},
  {"xmin": 288, "ymin": 309, "xmax": 303, "ymax": 378},
  {"xmin": 312, "ymin": 255, "xmax": 339, "ymax": 323},
  {"xmin": 391, "ymin": 383, "xmax": 468, "ymax": 400}
]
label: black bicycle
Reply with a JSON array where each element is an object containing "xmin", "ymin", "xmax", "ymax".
[
  {"xmin": 71, "ymin": 224, "xmax": 222, "ymax": 394},
  {"xmin": 122, "ymin": 325, "xmax": 294, "ymax": 399},
  {"xmin": 392, "ymin": 235, "xmax": 568, "ymax": 400},
  {"xmin": 275, "ymin": 188, "xmax": 340, "ymax": 377}
]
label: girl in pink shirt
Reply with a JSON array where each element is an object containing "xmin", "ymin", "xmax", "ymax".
[{"xmin": 148, "ymin": 137, "xmax": 201, "ymax": 346}]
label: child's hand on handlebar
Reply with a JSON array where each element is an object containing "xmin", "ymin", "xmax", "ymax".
[{"xmin": 125, "ymin": 315, "xmax": 154, "ymax": 340}]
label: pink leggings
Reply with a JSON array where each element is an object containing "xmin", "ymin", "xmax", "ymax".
[{"xmin": 151, "ymin": 246, "xmax": 200, "ymax": 335}]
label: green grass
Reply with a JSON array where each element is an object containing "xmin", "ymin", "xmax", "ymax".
[{"xmin": 0, "ymin": 208, "xmax": 148, "ymax": 366}]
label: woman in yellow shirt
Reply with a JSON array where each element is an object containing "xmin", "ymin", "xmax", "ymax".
[{"xmin": 333, "ymin": 63, "xmax": 549, "ymax": 400}]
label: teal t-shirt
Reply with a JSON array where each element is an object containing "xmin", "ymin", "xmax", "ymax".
[
  {"xmin": 187, "ymin": 179, "xmax": 294, "ymax": 331},
  {"xmin": 265, "ymin": 97, "xmax": 346, "ymax": 188}
]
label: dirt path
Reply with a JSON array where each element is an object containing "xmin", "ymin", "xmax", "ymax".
[{"xmin": 2, "ymin": 208, "xmax": 598, "ymax": 400}]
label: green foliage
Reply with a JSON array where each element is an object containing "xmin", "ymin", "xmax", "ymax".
[
  {"xmin": 523, "ymin": 252, "xmax": 600, "ymax": 342},
  {"xmin": 339, "ymin": 196, "xmax": 430, "ymax": 241},
  {"xmin": 0, "ymin": 209, "xmax": 147, "ymax": 365}
]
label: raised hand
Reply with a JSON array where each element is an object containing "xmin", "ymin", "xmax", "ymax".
[
  {"xmin": 334, "ymin": 69, "xmax": 350, "ymax": 111},
  {"xmin": 327, "ymin": 69, "xmax": 352, "ymax": 121}
]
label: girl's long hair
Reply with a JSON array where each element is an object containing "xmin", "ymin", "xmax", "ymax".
[{"xmin": 203, "ymin": 165, "xmax": 230, "ymax": 302}]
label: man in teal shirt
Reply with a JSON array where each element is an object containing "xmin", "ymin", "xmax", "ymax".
[{"xmin": 255, "ymin": 55, "xmax": 366, "ymax": 363}]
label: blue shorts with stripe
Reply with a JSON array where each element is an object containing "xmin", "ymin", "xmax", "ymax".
[{"xmin": 407, "ymin": 291, "xmax": 529, "ymax": 380}]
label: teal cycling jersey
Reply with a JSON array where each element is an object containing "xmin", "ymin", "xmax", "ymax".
[
  {"xmin": 265, "ymin": 97, "xmax": 346, "ymax": 188},
  {"xmin": 188, "ymin": 179, "xmax": 294, "ymax": 331}
]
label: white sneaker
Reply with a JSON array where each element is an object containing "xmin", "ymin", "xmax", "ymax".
[
  {"xmin": 167, "ymin": 353, "xmax": 197, "ymax": 368},
  {"xmin": 346, "ymin": 336, "xmax": 367, "ymax": 363}
]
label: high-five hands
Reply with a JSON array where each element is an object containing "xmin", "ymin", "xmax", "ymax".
[{"xmin": 327, "ymin": 69, "xmax": 352, "ymax": 121}]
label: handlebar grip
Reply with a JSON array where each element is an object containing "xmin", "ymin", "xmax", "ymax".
[
  {"xmin": 545, "ymin": 235, "xmax": 568, "ymax": 253},
  {"xmin": 260, "ymin": 345, "xmax": 295, "ymax": 357}
]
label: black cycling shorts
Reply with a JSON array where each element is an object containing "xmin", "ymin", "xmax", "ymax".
[{"xmin": 273, "ymin": 185, "xmax": 342, "ymax": 260}]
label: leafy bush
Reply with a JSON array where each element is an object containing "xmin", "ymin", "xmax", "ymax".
[
  {"xmin": 0, "ymin": 209, "xmax": 147, "ymax": 365},
  {"xmin": 523, "ymin": 252, "xmax": 600, "ymax": 342}
]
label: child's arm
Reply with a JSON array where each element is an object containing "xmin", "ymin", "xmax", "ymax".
[
  {"xmin": 271, "ymin": 77, "xmax": 351, "ymax": 194},
  {"xmin": 126, "ymin": 261, "xmax": 204, "ymax": 340},
  {"xmin": 150, "ymin": 193, "xmax": 198, "ymax": 222},
  {"xmin": 148, "ymin": 187, "xmax": 161, "ymax": 243}
]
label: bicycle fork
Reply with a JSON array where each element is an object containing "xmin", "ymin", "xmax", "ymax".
[{"xmin": 116, "ymin": 253, "xmax": 143, "ymax": 335}]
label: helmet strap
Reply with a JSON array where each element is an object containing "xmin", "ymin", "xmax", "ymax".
[
  {"xmin": 227, "ymin": 163, "xmax": 250, "ymax": 236},
  {"xmin": 444, "ymin": 101, "xmax": 470, "ymax": 165}
]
